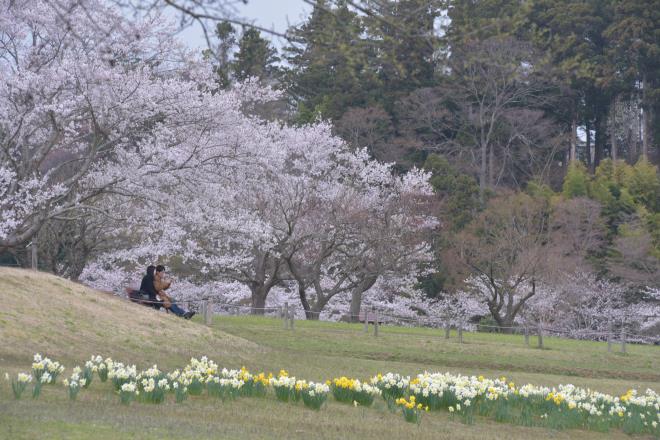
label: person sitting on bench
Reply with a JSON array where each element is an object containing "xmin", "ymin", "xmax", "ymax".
[
  {"xmin": 154, "ymin": 265, "xmax": 194, "ymax": 319},
  {"xmin": 138, "ymin": 265, "xmax": 163, "ymax": 309}
]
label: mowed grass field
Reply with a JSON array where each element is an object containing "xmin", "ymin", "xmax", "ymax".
[{"xmin": 0, "ymin": 267, "xmax": 658, "ymax": 439}]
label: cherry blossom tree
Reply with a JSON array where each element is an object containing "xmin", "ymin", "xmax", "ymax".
[
  {"xmin": 454, "ymin": 192, "xmax": 549, "ymax": 330},
  {"xmin": 343, "ymin": 168, "xmax": 437, "ymax": 320},
  {"xmin": 150, "ymin": 121, "xmax": 353, "ymax": 313},
  {"xmin": 285, "ymin": 162, "xmax": 436, "ymax": 319},
  {"xmin": 495, "ymin": 272, "xmax": 660, "ymax": 342},
  {"xmin": 0, "ymin": 0, "xmax": 260, "ymax": 251}
]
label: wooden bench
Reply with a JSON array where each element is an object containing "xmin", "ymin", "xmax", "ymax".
[{"xmin": 124, "ymin": 287, "xmax": 166, "ymax": 311}]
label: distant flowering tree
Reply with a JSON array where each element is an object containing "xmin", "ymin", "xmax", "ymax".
[
  {"xmin": 524, "ymin": 272, "xmax": 659, "ymax": 338},
  {"xmin": 284, "ymin": 161, "xmax": 437, "ymax": 319},
  {"xmin": 454, "ymin": 192, "xmax": 549, "ymax": 330}
]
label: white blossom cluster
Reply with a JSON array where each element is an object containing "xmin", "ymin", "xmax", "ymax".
[
  {"xmin": 305, "ymin": 381, "xmax": 330, "ymax": 397},
  {"xmin": 32, "ymin": 354, "xmax": 65, "ymax": 382},
  {"xmin": 370, "ymin": 373, "xmax": 410, "ymax": 394},
  {"xmin": 63, "ymin": 366, "xmax": 87, "ymax": 389},
  {"xmin": 269, "ymin": 375, "xmax": 297, "ymax": 390}
]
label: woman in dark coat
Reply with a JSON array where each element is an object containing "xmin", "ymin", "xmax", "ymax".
[{"xmin": 139, "ymin": 265, "xmax": 162, "ymax": 309}]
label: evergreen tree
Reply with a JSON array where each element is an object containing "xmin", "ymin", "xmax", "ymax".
[
  {"xmin": 284, "ymin": 0, "xmax": 377, "ymax": 122},
  {"xmin": 562, "ymin": 161, "xmax": 590, "ymax": 198},
  {"xmin": 443, "ymin": 0, "xmax": 521, "ymax": 43},
  {"xmin": 420, "ymin": 154, "xmax": 483, "ymax": 296},
  {"xmin": 519, "ymin": 0, "xmax": 618, "ymax": 168},
  {"xmin": 206, "ymin": 21, "xmax": 237, "ymax": 89},
  {"xmin": 626, "ymin": 159, "xmax": 660, "ymax": 212},
  {"xmin": 233, "ymin": 28, "xmax": 280, "ymax": 83},
  {"xmin": 604, "ymin": 0, "xmax": 660, "ymax": 157},
  {"xmin": 424, "ymin": 154, "xmax": 481, "ymax": 231},
  {"xmin": 363, "ymin": 0, "xmax": 440, "ymax": 104}
]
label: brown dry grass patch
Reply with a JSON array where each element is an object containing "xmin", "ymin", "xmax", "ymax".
[{"xmin": 0, "ymin": 268, "xmax": 259, "ymax": 369}]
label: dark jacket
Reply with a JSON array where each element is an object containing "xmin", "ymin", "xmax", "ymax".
[{"xmin": 139, "ymin": 274, "xmax": 159, "ymax": 303}]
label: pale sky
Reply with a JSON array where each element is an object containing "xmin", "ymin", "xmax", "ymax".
[
  {"xmin": 236, "ymin": 0, "xmax": 311, "ymax": 35},
  {"xmin": 177, "ymin": 0, "xmax": 311, "ymax": 50}
]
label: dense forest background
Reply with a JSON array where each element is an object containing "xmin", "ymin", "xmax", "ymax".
[{"xmin": 200, "ymin": 0, "xmax": 660, "ymax": 297}]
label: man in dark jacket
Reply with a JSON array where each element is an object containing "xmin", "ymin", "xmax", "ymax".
[{"xmin": 154, "ymin": 265, "xmax": 195, "ymax": 319}]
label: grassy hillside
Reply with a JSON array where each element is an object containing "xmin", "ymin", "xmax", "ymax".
[
  {"xmin": 0, "ymin": 268, "xmax": 658, "ymax": 439},
  {"xmin": 0, "ymin": 267, "xmax": 259, "ymax": 369}
]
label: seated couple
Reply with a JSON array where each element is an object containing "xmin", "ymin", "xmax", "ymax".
[{"xmin": 133, "ymin": 265, "xmax": 195, "ymax": 319}]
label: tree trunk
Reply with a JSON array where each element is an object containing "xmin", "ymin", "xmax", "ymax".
[
  {"xmin": 349, "ymin": 289, "xmax": 362, "ymax": 322},
  {"xmin": 489, "ymin": 306, "xmax": 504, "ymax": 329},
  {"xmin": 250, "ymin": 288, "xmax": 267, "ymax": 315},
  {"xmin": 611, "ymin": 123, "xmax": 618, "ymax": 162},
  {"xmin": 627, "ymin": 109, "xmax": 636, "ymax": 163},
  {"xmin": 297, "ymin": 285, "xmax": 315, "ymax": 320},
  {"xmin": 611, "ymin": 95, "xmax": 618, "ymax": 162},
  {"xmin": 285, "ymin": 258, "xmax": 315, "ymax": 319},
  {"xmin": 501, "ymin": 317, "xmax": 516, "ymax": 334},
  {"xmin": 348, "ymin": 276, "xmax": 378, "ymax": 322},
  {"xmin": 586, "ymin": 119, "xmax": 594, "ymax": 172},
  {"xmin": 570, "ymin": 113, "xmax": 577, "ymax": 162},
  {"xmin": 489, "ymin": 286, "xmax": 535, "ymax": 334},
  {"xmin": 309, "ymin": 299, "xmax": 326, "ymax": 320},
  {"xmin": 250, "ymin": 251, "xmax": 279, "ymax": 314},
  {"xmin": 594, "ymin": 112, "xmax": 605, "ymax": 168},
  {"xmin": 488, "ymin": 142, "xmax": 495, "ymax": 187},
  {"xmin": 479, "ymin": 139, "xmax": 487, "ymax": 194},
  {"xmin": 642, "ymin": 75, "xmax": 649, "ymax": 158}
]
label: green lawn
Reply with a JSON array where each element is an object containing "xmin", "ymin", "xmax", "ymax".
[
  {"xmin": 1, "ymin": 268, "xmax": 658, "ymax": 439},
  {"xmin": 214, "ymin": 316, "xmax": 660, "ymax": 392}
]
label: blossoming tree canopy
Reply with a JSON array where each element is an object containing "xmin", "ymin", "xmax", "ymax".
[
  {"xmin": 0, "ymin": 0, "xmax": 262, "ymax": 248},
  {"xmin": 285, "ymin": 160, "xmax": 438, "ymax": 319},
  {"xmin": 147, "ymin": 121, "xmax": 434, "ymax": 312}
]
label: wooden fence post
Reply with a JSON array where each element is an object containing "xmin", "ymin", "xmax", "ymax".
[
  {"xmin": 289, "ymin": 309, "xmax": 295, "ymax": 331},
  {"xmin": 444, "ymin": 320, "xmax": 451, "ymax": 339},
  {"xmin": 524, "ymin": 326, "xmax": 529, "ymax": 347},
  {"xmin": 458, "ymin": 321, "xmax": 463, "ymax": 343},
  {"xmin": 607, "ymin": 321, "xmax": 613, "ymax": 353},
  {"xmin": 203, "ymin": 300, "xmax": 212, "ymax": 325},
  {"xmin": 620, "ymin": 327, "xmax": 626, "ymax": 354},
  {"xmin": 283, "ymin": 302, "xmax": 289, "ymax": 329},
  {"xmin": 537, "ymin": 323, "xmax": 544, "ymax": 349},
  {"xmin": 373, "ymin": 307, "xmax": 379, "ymax": 337},
  {"xmin": 363, "ymin": 310, "xmax": 369, "ymax": 333}
]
